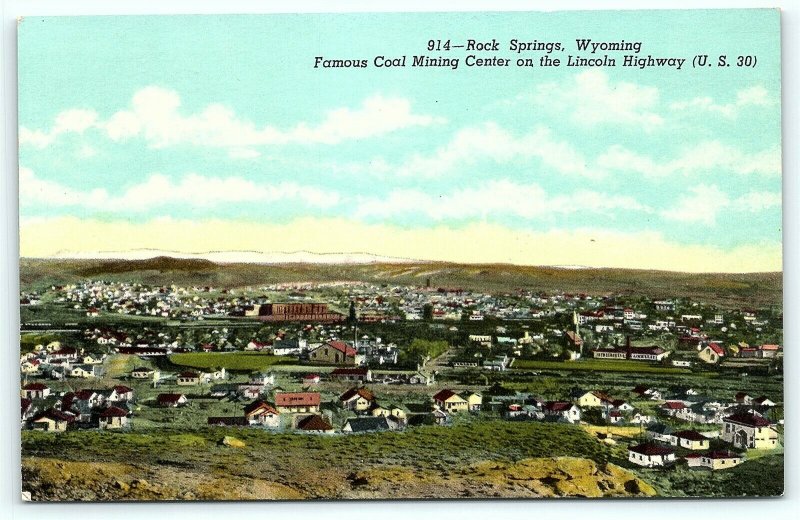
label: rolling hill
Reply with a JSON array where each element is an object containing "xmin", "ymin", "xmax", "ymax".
[{"xmin": 19, "ymin": 257, "xmax": 782, "ymax": 308}]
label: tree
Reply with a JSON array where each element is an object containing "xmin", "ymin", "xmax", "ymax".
[
  {"xmin": 348, "ymin": 300, "xmax": 357, "ymax": 323},
  {"xmin": 422, "ymin": 304, "xmax": 433, "ymax": 321}
]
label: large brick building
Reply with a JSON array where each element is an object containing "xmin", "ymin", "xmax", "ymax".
[{"xmin": 256, "ymin": 303, "xmax": 345, "ymax": 323}]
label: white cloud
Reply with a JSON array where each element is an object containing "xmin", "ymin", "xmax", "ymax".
[
  {"xmin": 534, "ymin": 70, "xmax": 663, "ymax": 128},
  {"xmin": 733, "ymin": 191, "xmax": 782, "ymax": 212},
  {"xmin": 19, "ymin": 167, "xmax": 339, "ymax": 212},
  {"xmin": 397, "ymin": 123, "xmax": 600, "ymax": 178},
  {"xmin": 597, "ymin": 141, "xmax": 781, "ymax": 177},
  {"xmin": 661, "ymin": 185, "xmax": 781, "ymax": 226},
  {"xmin": 19, "ymin": 108, "xmax": 99, "ymax": 149},
  {"xmin": 670, "ymin": 85, "xmax": 772, "ymax": 118},
  {"xmin": 355, "ymin": 180, "xmax": 648, "ymax": 220},
  {"xmin": 660, "ymin": 184, "xmax": 730, "ymax": 226},
  {"xmin": 20, "ymin": 87, "xmax": 443, "ymax": 150}
]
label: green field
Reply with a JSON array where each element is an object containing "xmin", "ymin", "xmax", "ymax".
[
  {"xmin": 512, "ymin": 359, "xmax": 692, "ymax": 374},
  {"xmin": 169, "ymin": 352, "xmax": 296, "ymax": 371}
]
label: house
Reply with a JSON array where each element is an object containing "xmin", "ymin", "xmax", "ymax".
[
  {"xmin": 628, "ymin": 443, "xmax": 676, "ymax": 467},
  {"xmin": 70, "ymin": 365, "xmax": 97, "ymax": 379},
  {"xmin": 759, "ymin": 344, "xmax": 781, "ymax": 358},
  {"xmin": 629, "ymin": 346, "xmax": 668, "ymax": 362},
  {"xmin": 302, "ymin": 374, "xmax": 321, "ymax": 386},
  {"xmin": 330, "ymin": 367, "xmax": 372, "ymax": 383},
  {"xmin": 308, "ymin": 340, "xmax": 358, "ymax": 365},
  {"xmin": 699, "ymin": 450, "xmax": 745, "ymax": 470},
  {"xmin": 296, "ymin": 414, "xmax": 334, "ymax": 434},
  {"xmin": 109, "ymin": 385, "xmax": 134, "ymax": 402},
  {"xmin": 735, "ymin": 392, "xmax": 753, "ymax": 405},
  {"xmin": 30, "ymin": 409, "xmax": 76, "ymax": 432},
  {"xmin": 20, "ymin": 359, "xmax": 41, "ymax": 374},
  {"xmin": 646, "ymin": 423, "xmax": 674, "ymax": 442},
  {"xmin": 722, "ymin": 413, "xmax": 778, "ymax": 449},
  {"xmin": 21, "ymin": 383, "xmax": 50, "ymax": 400},
  {"xmin": 432, "ymin": 389, "xmax": 468, "ymax": 413},
  {"xmin": 432, "ymin": 408, "xmax": 449, "ymax": 425},
  {"xmin": 542, "ymin": 401, "xmax": 581, "ymax": 423},
  {"xmin": 74, "ymin": 389, "xmax": 105, "ymax": 408},
  {"xmin": 157, "ymin": 393, "xmax": 188, "ymax": 407},
  {"xmin": 130, "ymin": 367, "xmax": 154, "ymax": 379},
  {"xmin": 371, "ymin": 403, "xmax": 409, "ymax": 423},
  {"xmin": 661, "ymin": 401, "xmax": 686, "ymax": 416},
  {"xmin": 176, "ymin": 371, "xmax": 200, "ymax": 385},
  {"xmin": 630, "ymin": 411, "xmax": 653, "ymax": 425},
  {"xmin": 82, "ymin": 354, "xmax": 105, "ymax": 365},
  {"xmin": 670, "ymin": 430, "xmax": 710, "ymax": 450},
  {"xmin": 206, "ymin": 367, "xmax": 227, "ymax": 381},
  {"xmin": 752, "ymin": 396, "xmax": 776, "ymax": 407},
  {"xmin": 632, "ymin": 385, "xmax": 662, "ymax": 401},
  {"xmin": 249, "ymin": 372, "xmax": 275, "ymax": 386},
  {"xmin": 408, "ymin": 372, "xmax": 434, "ymax": 385},
  {"xmin": 99, "ymin": 406, "xmax": 130, "ymax": 429},
  {"xmin": 684, "ymin": 453, "xmax": 703, "ymax": 468},
  {"xmin": 21, "ymin": 398, "xmax": 35, "ymax": 421},
  {"xmin": 244, "ymin": 400, "xmax": 280, "ymax": 428},
  {"xmin": 339, "ymin": 387, "xmax": 377, "ymax": 412},
  {"xmin": 698, "ymin": 343, "xmax": 725, "ymax": 364},
  {"xmin": 275, "ymin": 392, "xmax": 320, "ymax": 414},
  {"xmin": 466, "ymin": 392, "xmax": 482, "ymax": 412},
  {"xmin": 577, "ymin": 391, "xmax": 613, "ymax": 408},
  {"xmin": 605, "ymin": 409, "xmax": 624, "ymax": 424},
  {"xmin": 342, "ymin": 416, "xmax": 392, "ymax": 433}
]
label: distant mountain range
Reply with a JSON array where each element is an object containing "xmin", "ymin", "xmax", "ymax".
[
  {"xmin": 20, "ymin": 254, "xmax": 781, "ymax": 308},
  {"xmin": 50, "ymin": 249, "xmax": 420, "ymax": 265}
]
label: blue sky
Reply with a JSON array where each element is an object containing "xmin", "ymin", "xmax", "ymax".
[{"xmin": 18, "ymin": 11, "xmax": 782, "ymax": 271}]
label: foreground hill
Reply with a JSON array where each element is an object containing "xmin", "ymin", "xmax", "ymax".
[{"xmin": 20, "ymin": 257, "xmax": 782, "ymax": 307}]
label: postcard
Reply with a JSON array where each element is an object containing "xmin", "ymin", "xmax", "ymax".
[{"xmin": 18, "ymin": 9, "xmax": 782, "ymax": 501}]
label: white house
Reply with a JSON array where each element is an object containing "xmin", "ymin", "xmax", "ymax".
[{"xmin": 628, "ymin": 444, "xmax": 676, "ymax": 467}]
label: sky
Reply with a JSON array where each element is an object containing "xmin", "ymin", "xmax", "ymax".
[{"xmin": 17, "ymin": 10, "xmax": 782, "ymax": 272}]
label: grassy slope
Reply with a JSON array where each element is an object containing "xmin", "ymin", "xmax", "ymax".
[
  {"xmin": 21, "ymin": 419, "xmax": 653, "ymax": 499},
  {"xmin": 20, "ymin": 257, "xmax": 782, "ymax": 307},
  {"xmin": 168, "ymin": 352, "xmax": 296, "ymax": 371}
]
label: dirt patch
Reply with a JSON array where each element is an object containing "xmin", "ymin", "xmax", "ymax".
[{"xmin": 22, "ymin": 457, "xmax": 303, "ymax": 501}]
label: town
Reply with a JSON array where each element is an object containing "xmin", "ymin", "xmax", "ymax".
[{"xmin": 20, "ymin": 270, "xmax": 784, "ymax": 499}]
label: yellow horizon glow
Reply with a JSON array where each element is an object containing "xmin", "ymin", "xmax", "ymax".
[{"xmin": 19, "ymin": 216, "xmax": 782, "ymax": 273}]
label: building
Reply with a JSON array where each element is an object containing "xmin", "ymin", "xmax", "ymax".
[
  {"xmin": 308, "ymin": 341, "xmax": 358, "ymax": 365},
  {"xmin": 157, "ymin": 393, "xmax": 188, "ymax": 407},
  {"xmin": 542, "ymin": 401, "xmax": 581, "ymax": 423},
  {"xmin": 130, "ymin": 367, "xmax": 155, "ymax": 379},
  {"xmin": 30, "ymin": 409, "xmax": 76, "ymax": 432},
  {"xmin": 339, "ymin": 387, "xmax": 376, "ymax": 412},
  {"xmin": 99, "ymin": 406, "xmax": 130, "ymax": 429},
  {"xmin": 576, "ymin": 391, "xmax": 613, "ymax": 408},
  {"xmin": 670, "ymin": 430, "xmax": 710, "ymax": 450},
  {"xmin": 275, "ymin": 392, "xmax": 320, "ymax": 414},
  {"xmin": 466, "ymin": 392, "xmax": 482, "ymax": 412},
  {"xmin": 722, "ymin": 413, "xmax": 778, "ymax": 449},
  {"xmin": 628, "ymin": 443, "xmax": 676, "ymax": 467},
  {"xmin": 21, "ymin": 383, "xmax": 50, "ymax": 400},
  {"xmin": 176, "ymin": 371, "xmax": 200, "ymax": 386},
  {"xmin": 699, "ymin": 451, "xmax": 745, "ymax": 470},
  {"xmin": 433, "ymin": 389, "xmax": 468, "ymax": 413},
  {"xmin": 342, "ymin": 416, "xmax": 392, "ymax": 433},
  {"xmin": 256, "ymin": 303, "xmax": 345, "ymax": 323},
  {"xmin": 296, "ymin": 414, "xmax": 334, "ymax": 434},
  {"xmin": 244, "ymin": 400, "xmax": 280, "ymax": 427},
  {"xmin": 699, "ymin": 343, "xmax": 725, "ymax": 364}
]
